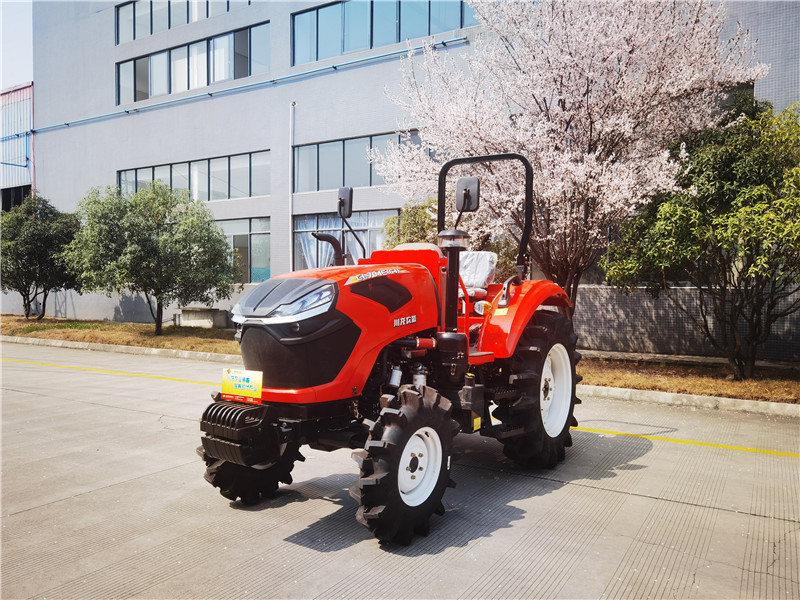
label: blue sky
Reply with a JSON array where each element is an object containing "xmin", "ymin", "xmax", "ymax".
[{"xmin": 1, "ymin": 0, "xmax": 33, "ymax": 89}]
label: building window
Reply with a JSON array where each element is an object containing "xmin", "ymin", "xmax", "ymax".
[
  {"xmin": 116, "ymin": 0, "xmax": 254, "ymax": 45},
  {"xmin": 219, "ymin": 218, "xmax": 271, "ymax": 283},
  {"xmin": 118, "ymin": 150, "xmax": 270, "ymax": 200},
  {"xmin": 135, "ymin": 0, "xmax": 151, "ymax": 39},
  {"xmin": 293, "ymin": 209, "xmax": 398, "ymax": 270},
  {"xmin": 293, "ymin": 132, "xmax": 416, "ymax": 192},
  {"xmin": 116, "ymin": 22, "xmax": 270, "ymax": 104},
  {"xmin": 292, "ymin": 0, "xmax": 477, "ymax": 65},
  {"xmin": 117, "ymin": 3, "xmax": 134, "ymax": 44}
]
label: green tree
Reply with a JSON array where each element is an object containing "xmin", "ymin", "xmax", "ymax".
[
  {"xmin": 1, "ymin": 194, "xmax": 81, "ymax": 320},
  {"xmin": 65, "ymin": 182, "xmax": 234, "ymax": 335},
  {"xmin": 601, "ymin": 102, "xmax": 800, "ymax": 379}
]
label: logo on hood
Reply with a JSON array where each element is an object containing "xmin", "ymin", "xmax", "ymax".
[{"xmin": 345, "ymin": 268, "xmax": 407, "ymax": 286}]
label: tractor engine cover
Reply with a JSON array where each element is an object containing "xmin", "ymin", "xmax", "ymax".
[{"xmin": 232, "ymin": 264, "xmax": 440, "ymax": 403}]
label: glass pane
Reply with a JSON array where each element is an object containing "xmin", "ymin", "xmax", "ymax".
[
  {"xmin": 210, "ymin": 33, "xmax": 233, "ymax": 83},
  {"xmin": 209, "ymin": 157, "xmax": 229, "ymax": 200},
  {"xmin": 318, "ymin": 3, "xmax": 342, "ymax": 60},
  {"xmin": 401, "ymin": 0, "xmax": 428, "ymax": 40},
  {"xmin": 234, "ymin": 29, "xmax": 249, "ymax": 79},
  {"xmin": 120, "ymin": 169, "xmax": 136, "ymax": 195},
  {"xmin": 229, "ymin": 154, "xmax": 249, "ymax": 198},
  {"xmin": 189, "ymin": 41, "xmax": 207, "ymax": 89},
  {"xmin": 343, "ymin": 0, "xmax": 370, "ymax": 53},
  {"xmin": 154, "ymin": 164, "xmax": 170, "ymax": 185},
  {"xmin": 251, "ymin": 217, "xmax": 270, "ymax": 233},
  {"xmin": 135, "ymin": 57, "xmax": 149, "ymax": 101},
  {"xmin": 462, "ymin": 1, "xmax": 478, "ymax": 27},
  {"xmin": 372, "ymin": 1, "xmax": 398, "ymax": 47},
  {"xmin": 294, "ymin": 145, "xmax": 317, "ymax": 192},
  {"xmin": 318, "ymin": 213, "xmax": 340, "ymax": 230},
  {"xmin": 430, "ymin": 0, "xmax": 460, "ymax": 33},
  {"xmin": 152, "ymin": 0, "xmax": 169, "ymax": 33},
  {"xmin": 136, "ymin": 167, "xmax": 153, "ymax": 191},
  {"xmin": 118, "ymin": 60, "xmax": 134, "ymax": 104},
  {"xmin": 150, "ymin": 51, "xmax": 169, "ymax": 97},
  {"xmin": 344, "ymin": 137, "xmax": 370, "ymax": 187},
  {"xmin": 370, "ymin": 226, "xmax": 387, "ymax": 253},
  {"xmin": 208, "ymin": 0, "xmax": 227, "ymax": 17},
  {"xmin": 229, "ymin": 0, "xmax": 248, "ymax": 11},
  {"xmin": 135, "ymin": 0, "xmax": 151, "ymax": 39},
  {"xmin": 172, "ymin": 162, "xmax": 189, "ymax": 192},
  {"xmin": 294, "ymin": 231, "xmax": 314, "ymax": 270},
  {"xmin": 346, "ymin": 210, "xmax": 368, "ymax": 228},
  {"xmin": 232, "ymin": 233, "xmax": 249, "ymax": 283},
  {"xmin": 189, "ymin": 0, "xmax": 206, "ymax": 21},
  {"xmin": 370, "ymin": 134, "xmax": 396, "ymax": 185},
  {"xmin": 293, "ymin": 10, "xmax": 316, "ymax": 65},
  {"xmin": 370, "ymin": 209, "xmax": 398, "ymax": 228},
  {"xmin": 294, "ymin": 214, "xmax": 317, "ymax": 231},
  {"xmin": 250, "ymin": 232, "xmax": 270, "ymax": 282},
  {"xmin": 170, "ymin": 46, "xmax": 188, "ymax": 93},
  {"xmin": 344, "ymin": 230, "xmax": 368, "ymax": 261},
  {"xmin": 218, "ymin": 218, "xmax": 248, "ymax": 235},
  {"xmin": 318, "ymin": 141, "xmax": 343, "ymax": 191},
  {"xmin": 190, "ymin": 160, "xmax": 208, "ymax": 201},
  {"xmin": 170, "ymin": 0, "xmax": 188, "ymax": 27},
  {"xmin": 251, "ymin": 151, "xmax": 271, "ymax": 196},
  {"xmin": 250, "ymin": 23, "xmax": 270, "ymax": 74},
  {"xmin": 118, "ymin": 3, "xmax": 134, "ymax": 43}
]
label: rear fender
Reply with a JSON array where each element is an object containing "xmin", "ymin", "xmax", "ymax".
[{"xmin": 478, "ymin": 280, "xmax": 571, "ymax": 359}]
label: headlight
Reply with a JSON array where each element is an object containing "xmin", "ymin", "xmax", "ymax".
[
  {"xmin": 267, "ymin": 283, "xmax": 336, "ymax": 318},
  {"xmin": 230, "ymin": 301, "xmax": 245, "ymax": 324}
]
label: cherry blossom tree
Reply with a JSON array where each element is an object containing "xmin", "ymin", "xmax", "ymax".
[{"xmin": 373, "ymin": 0, "xmax": 766, "ymax": 314}]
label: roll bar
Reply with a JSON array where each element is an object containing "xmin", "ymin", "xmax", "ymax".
[{"xmin": 436, "ymin": 153, "xmax": 533, "ymax": 277}]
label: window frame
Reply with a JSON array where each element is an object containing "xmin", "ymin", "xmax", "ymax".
[{"xmin": 116, "ymin": 21, "xmax": 270, "ymax": 105}]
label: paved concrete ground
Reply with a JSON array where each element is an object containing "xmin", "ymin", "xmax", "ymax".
[{"xmin": 1, "ymin": 342, "xmax": 798, "ymax": 599}]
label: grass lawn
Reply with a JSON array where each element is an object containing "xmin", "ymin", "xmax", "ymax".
[{"xmin": 2, "ymin": 314, "xmax": 797, "ymax": 403}]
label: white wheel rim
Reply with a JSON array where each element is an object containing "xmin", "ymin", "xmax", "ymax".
[
  {"xmin": 540, "ymin": 343, "xmax": 572, "ymax": 438},
  {"xmin": 397, "ymin": 426, "xmax": 443, "ymax": 507}
]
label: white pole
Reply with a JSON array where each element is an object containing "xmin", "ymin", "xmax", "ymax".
[
  {"xmin": 289, "ymin": 101, "xmax": 297, "ymax": 272},
  {"xmin": 288, "ymin": 101, "xmax": 296, "ymax": 270}
]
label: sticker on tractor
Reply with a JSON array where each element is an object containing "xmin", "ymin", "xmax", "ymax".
[
  {"xmin": 221, "ymin": 368, "xmax": 263, "ymax": 404},
  {"xmin": 345, "ymin": 268, "xmax": 407, "ymax": 286}
]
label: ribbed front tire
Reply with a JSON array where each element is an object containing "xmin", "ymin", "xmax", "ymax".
[
  {"xmin": 350, "ymin": 385, "xmax": 459, "ymax": 545},
  {"xmin": 203, "ymin": 443, "xmax": 305, "ymax": 505}
]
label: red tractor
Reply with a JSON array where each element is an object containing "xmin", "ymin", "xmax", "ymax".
[{"xmin": 199, "ymin": 154, "xmax": 580, "ymax": 544}]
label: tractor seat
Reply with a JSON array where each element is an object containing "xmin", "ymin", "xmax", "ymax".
[{"xmin": 459, "ymin": 251, "xmax": 498, "ymax": 300}]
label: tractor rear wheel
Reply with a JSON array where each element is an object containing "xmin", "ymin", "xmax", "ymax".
[
  {"xmin": 350, "ymin": 385, "xmax": 459, "ymax": 544},
  {"xmin": 203, "ymin": 443, "xmax": 305, "ymax": 505},
  {"xmin": 500, "ymin": 310, "xmax": 579, "ymax": 469}
]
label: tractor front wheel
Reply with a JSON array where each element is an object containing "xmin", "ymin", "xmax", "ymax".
[
  {"xmin": 350, "ymin": 385, "xmax": 459, "ymax": 545},
  {"xmin": 203, "ymin": 443, "xmax": 305, "ymax": 505}
]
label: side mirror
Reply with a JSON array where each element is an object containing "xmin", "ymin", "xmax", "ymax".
[
  {"xmin": 338, "ymin": 187, "xmax": 353, "ymax": 219},
  {"xmin": 456, "ymin": 177, "xmax": 480, "ymax": 213}
]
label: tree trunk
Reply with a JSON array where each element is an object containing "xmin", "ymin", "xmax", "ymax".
[
  {"xmin": 35, "ymin": 290, "xmax": 49, "ymax": 321},
  {"xmin": 154, "ymin": 300, "xmax": 164, "ymax": 336}
]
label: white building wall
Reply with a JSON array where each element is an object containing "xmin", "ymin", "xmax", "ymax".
[{"xmin": 11, "ymin": 0, "xmax": 799, "ymax": 323}]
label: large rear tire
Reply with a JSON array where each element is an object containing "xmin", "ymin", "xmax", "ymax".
[
  {"xmin": 203, "ymin": 443, "xmax": 305, "ymax": 505},
  {"xmin": 350, "ymin": 385, "xmax": 459, "ymax": 544},
  {"xmin": 499, "ymin": 310, "xmax": 579, "ymax": 469}
]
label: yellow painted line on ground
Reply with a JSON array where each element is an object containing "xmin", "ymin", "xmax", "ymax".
[
  {"xmin": 6, "ymin": 357, "xmax": 797, "ymax": 458},
  {"xmin": 1, "ymin": 357, "xmax": 218, "ymax": 387},
  {"xmin": 573, "ymin": 426, "xmax": 800, "ymax": 458}
]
